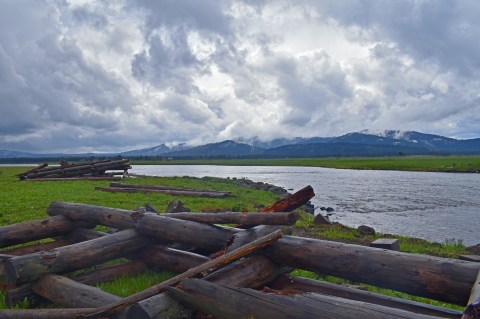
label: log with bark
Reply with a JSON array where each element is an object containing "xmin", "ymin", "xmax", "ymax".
[
  {"xmin": 3, "ymin": 228, "xmax": 150, "ymax": 285},
  {"xmin": 161, "ymin": 211, "xmax": 299, "ymax": 226},
  {"xmin": 168, "ymin": 279, "xmax": 445, "ymax": 319},
  {"xmin": 260, "ymin": 185, "xmax": 315, "ymax": 212},
  {"xmin": 0, "ymin": 215, "xmax": 91, "ymax": 248}
]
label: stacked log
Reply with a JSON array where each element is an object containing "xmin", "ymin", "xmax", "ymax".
[
  {"xmin": 17, "ymin": 159, "xmax": 131, "ymax": 180},
  {"xmin": 0, "ymin": 186, "xmax": 478, "ymax": 319}
]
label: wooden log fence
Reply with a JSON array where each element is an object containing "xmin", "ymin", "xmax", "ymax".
[{"xmin": 0, "ymin": 185, "xmax": 479, "ymax": 318}]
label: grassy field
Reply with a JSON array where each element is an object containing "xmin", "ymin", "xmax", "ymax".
[
  {"xmin": 133, "ymin": 155, "xmax": 480, "ymax": 172},
  {"xmin": 0, "ymin": 166, "xmax": 469, "ymax": 311}
]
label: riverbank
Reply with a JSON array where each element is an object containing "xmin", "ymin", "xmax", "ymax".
[{"xmin": 131, "ymin": 155, "xmax": 480, "ymax": 173}]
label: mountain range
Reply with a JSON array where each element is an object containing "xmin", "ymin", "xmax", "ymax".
[{"xmin": 2, "ymin": 130, "xmax": 480, "ymax": 160}]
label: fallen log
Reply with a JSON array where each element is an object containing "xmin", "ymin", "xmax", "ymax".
[
  {"xmin": 463, "ymin": 269, "xmax": 480, "ymax": 319},
  {"xmin": 47, "ymin": 202, "xmax": 235, "ymax": 252},
  {"xmin": 0, "ymin": 215, "xmax": 86, "ymax": 248},
  {"xmin": 162, "ymin": 211, "xmax": 299, "ymax": 226},
  {"xmin": 168, "ymin": 279, "xmax": 444, "ymax": 319},
  {"xmin": 110, "ymin": 182, "xmax": 232, "ymax": 195},
  {"xmin": 95, "ymin": 186, "xmax": 231, "ymax": 198},
  {"xmin": 260, "ymin": 185, "xmax": 315, "ymax": 212},
  {"xmin": 264, "ymin": 236, "xmax": 480, "ymax": 305},
  {"xmin": 128, "ymin": 254, "xmax": 290, "ymax": 319},
  {"xmin": 269, "ymin": 274, "xmax": 462, "ymax": 319},
  {"xmin": 25, "ymin": 177, "xmax": 123, "ymax": 181},
  {"xmin": 138, "ymin": 245, "xmax": 209, "ymax": 273},
  {"xmin": 81, "ymin": 229, "xmax": 283, "ymax": 318},
  {"xmin": 32, "ymin": 274, "xmax": 121, "ymax": 308},
  {"xmin": 4, "ymin": 228, "xmax": 150, "ymax": 285}
]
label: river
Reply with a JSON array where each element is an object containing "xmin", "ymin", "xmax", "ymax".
[{"xmin": 131, "ymin": 165, "xmax": 480, "ymax": 246}]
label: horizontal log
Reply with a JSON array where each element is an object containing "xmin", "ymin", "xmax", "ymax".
[
  {"xmin": 1, "ymin": 239, "xmax": 71, "ymax": 256},
  {"xmin": 264, "ymin": 236, "xmax": 480, "ymax": 305},
  {"xmin": 4, "ymin": 228, "xmax": 150, "ymax": 285},
  {"xmin": 0, "ymin": 215, "xmax": 82, "ymax": 248},
  {"xmin": 269, "ymin": 274, "xmax": 462, "ymax": 319},
  {"xmin": 47, "ymin": 202, "xmax": 235, "ymax": 252},
  {"xmin": 162, "ymin": 211, "xmax": 299, "ymax": 226},
  {"xmin": 95, "ymin": 186, "xmax": 231, "ymax": 198},
  {"xmin": 6, "ymin": 260, "xmax": 147, "ymax": 308},
  {"xmin": 25, "ymin": 177, "xmax": 123, "ymax": 181},
  {"xmin": 138, "ymin": 245, "xmax": 209, "ymax": 273},
  {"xmin": 32, "ymin": 274, "xmax": 121, "ymax": 308},
  {"xmin": 168, "ymin": 279, "xmax": 444, "ymax": 319},
  {"xmin": 110, "ymin": 182, "xmax": 231, "ymax": 195}
]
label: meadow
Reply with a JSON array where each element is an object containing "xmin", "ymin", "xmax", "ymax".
[
  {"xmin": 0, "ymin": 166, "xmax": 469, "ymax": 310},
  {"xmin": 133, "ymin": 155, "xmax": 480, "ymax": 172}
]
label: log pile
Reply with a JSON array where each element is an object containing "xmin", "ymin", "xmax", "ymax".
[
  {"xmin": 17, "ymin": 159, "xmax": 131, "ymax": 181},
  {"xmin": 95, "ymin": 182, "xmax": 233, "ymax": 198},
  {"xmin": 0, "ymin": 186, "xmax": 479, "ymax": 319}
]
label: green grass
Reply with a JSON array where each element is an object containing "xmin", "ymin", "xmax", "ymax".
[
  {"xmin": 133, "ymin": 155, "xmax": 480, "ymax": 172},
  {"xmin": 0, "ymin": 166, "xmax": 471, "ymax": 312}
]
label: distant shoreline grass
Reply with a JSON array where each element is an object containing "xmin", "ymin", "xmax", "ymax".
[{"xmin": 131, "ymin": 155, "xmax": 480, "ymax": 173}]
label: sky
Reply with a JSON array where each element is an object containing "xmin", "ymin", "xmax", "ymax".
[{"xmin": 1, "ymin": 0, "xmax": 480, "ymax": 153}]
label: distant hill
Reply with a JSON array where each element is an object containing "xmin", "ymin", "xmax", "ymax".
[
  {"xmin": 121, "ymin": 143, "xmax": 188, "ymax": 156},
  {"xmin": 165, "ymin": 140, "xmax": 264, "ymax": 157},
  {"xmin": 1, "ymin": 130, "xmax": 479, "ymax": 160}
]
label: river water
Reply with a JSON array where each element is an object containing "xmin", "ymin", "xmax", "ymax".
[{"xmin": 131, "ymin": 165, "xmax": 480, "ymax": 246}]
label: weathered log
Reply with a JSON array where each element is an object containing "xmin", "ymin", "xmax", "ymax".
[
  {"xmin": 128, "ymin": 254, "xmax": 290, "ymax": 319},
  {"xmin": 138, "ymin": 245, "xmax": 209, "ymax": 273},
  {"xmin": 6, "ymin": 260, "xmax": 148, "ymax": 308},
  {"xmin": 269, "ymin": 274, "xmax": 463, "ymax": 319},
  {"xmin": 264, "ymin": 236, "xmax": 480, "ymax": 305},
  {"xmin": 168, "ymin": 279, "xmax": 444, "ymax": 319},
  {"xmin": 70, "ymin": 260, "xmax": 147, "ymax": 285},
  {"xmin": 25, "ymin": 177, "xmax": 123, "ymax": 181},
  {"xmin": 4, "ymin": 228, "xmax": 150, "ymax": 285},
  {"xmin": 0, "ymin": 215, "xmax": 83, "ymax": 248},
  {"xmin": 162, "ymin": 211, "xmax": 299, "ymax": 226},
  {"xmin": 1, "ymin": 239, "xmax": 71, "ymax": 256},
  {"xmin": 82, "ymin": 229, "xmax": 283, "ymax": 318},
  {"xmin": 95, "ymin": 186, "xmax": 231, "ymax": 198},
  {"xmin": 463, "ymin": 269, "xmax": 480, "ymax": 319},
  {"xmin": 260, "ymin": 185, "xmax": 315, "ymax": 212},
  {"xmin": 32, "ymin": 274, "xmax": 121, "ymax": 308},
  {"xmin": 110, "ymin": 182, "xmax": 231, "ymax": 195},
  {"xmin": 23, "ymin": 159, "xmax": 129, "ymax": 179},
  {"xmin": 17, "ymin": 163, "xmax": 48, "ymax": 179},
  {"xmin": 47, "ymin": 202, "xmax": 235, "ymax": 252},
  {"xmin": 0, "ymin": 308, "xmax": 95, "ymax": 319}
]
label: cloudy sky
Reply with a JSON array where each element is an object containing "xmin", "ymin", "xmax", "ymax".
[{"xmin": 1, "ymin": 0, "xmax": 480, "ymax": 153}]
